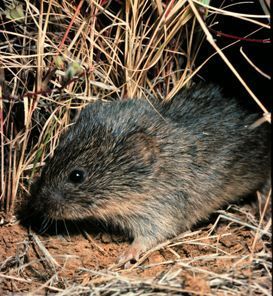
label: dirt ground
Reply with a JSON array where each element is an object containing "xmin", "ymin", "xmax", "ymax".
[{"xmin": 0, "ymin": 201, "xmax": 271, "ymax": 295}]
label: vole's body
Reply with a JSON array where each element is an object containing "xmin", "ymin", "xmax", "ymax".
[{"xmin": 33, "ymin": 84, "xmax": 270, "ymax": 264}]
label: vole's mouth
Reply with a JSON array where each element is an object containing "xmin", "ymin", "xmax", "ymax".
[
  {"xmin": 34, "ymin": 188, "xmax": 99, "ymax": 221},
  {"xmin": 43, "ymin": 206, "xmax": 78, "ymax": 220},
  {"xmin": 42, "ymin": 200, "xmax": 94, "ymax": 221}
]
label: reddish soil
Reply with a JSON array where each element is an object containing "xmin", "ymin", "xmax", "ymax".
[{"xmin": 0, "ymin": 203, "xmax": 271, "ymax": 295}]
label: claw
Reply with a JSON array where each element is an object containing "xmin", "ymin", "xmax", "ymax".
[
  {"xmin": 118, "ymin": 243, "xmax": 142, "ymax": 268},
  {"xmin": 117, "ymin": 237, "xmax": 156, "ymax": 268}
]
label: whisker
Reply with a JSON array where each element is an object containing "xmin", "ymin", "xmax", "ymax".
[
  {"xmin": 39, "ymin": 217, "xmax": 51, "ymax": 234},
  {"xmin": 73, "ymin": 221, "xmax": 82, "ymax": 235},
  {"xmin": 63, "ymin": 219, "xmax": 71, "ymax": 241},
  {"xmin": 54, "ymin": 220, "xmax": 58, "ymax": 236}
]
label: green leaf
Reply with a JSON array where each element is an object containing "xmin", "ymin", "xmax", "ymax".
[{"xmin": 5, "ymin": 4, "xmax": 24, "ymax": 22}]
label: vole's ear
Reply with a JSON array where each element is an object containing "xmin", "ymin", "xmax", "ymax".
[{"xmin": 126, "ymin": 132, "xmax": 159, "ymax": 165}]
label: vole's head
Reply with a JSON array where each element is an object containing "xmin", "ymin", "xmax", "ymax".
[{"xmin": 32, "ymin": 100, "xmax": 164, "ymax": 221}]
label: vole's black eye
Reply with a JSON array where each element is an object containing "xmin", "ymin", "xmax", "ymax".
[{"xmin": 68, "ymin": 170, "xmax": 85, "ymax": 184}]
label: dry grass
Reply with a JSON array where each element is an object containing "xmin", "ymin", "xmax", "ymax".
[
  {"xmin": 1, "ymin": 0, "xmax": 207, "ymax": 211},
  {"xmin": 0, "ymin": 0, "xmax": 271, "ymax": 295}
]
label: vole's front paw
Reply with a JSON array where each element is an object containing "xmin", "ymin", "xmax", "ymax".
[
  {"xmin": 118, "ymin": 241, "xmax": 144, "ymax": 268},
  {"xmin": 118, "ymin": 240, "xmax": 150, "ymax": 269},
  {"xmin": 117, "ymin": 237, "xmax": 156, "ymax": 269}
]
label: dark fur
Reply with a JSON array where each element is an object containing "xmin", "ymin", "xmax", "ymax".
[{"xmin": 31, "ymin": 83, "xmax": 270, "ymax": 259}]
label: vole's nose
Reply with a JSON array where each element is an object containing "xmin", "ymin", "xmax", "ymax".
[{"xmin": 50, "ymin": 190, "xmax": 64, "ymax": 202}]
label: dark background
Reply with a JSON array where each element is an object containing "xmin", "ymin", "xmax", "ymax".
[{"xmin": 197, "ymin": 0, "xmax": 271, "ymax": 112}]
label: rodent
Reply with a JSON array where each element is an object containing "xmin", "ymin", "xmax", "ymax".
[{"xmin": 31, "ymin": 83, "xmax": 271, "ymax": 266}]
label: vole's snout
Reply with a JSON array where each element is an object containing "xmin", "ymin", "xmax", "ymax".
[
  {"xmin": 33, "ymin": 186, "xmax": 66, "ymax": 219},
  {"xmin": 49, "ymin": 190, "xmax": 64, "ymax": 203}
]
